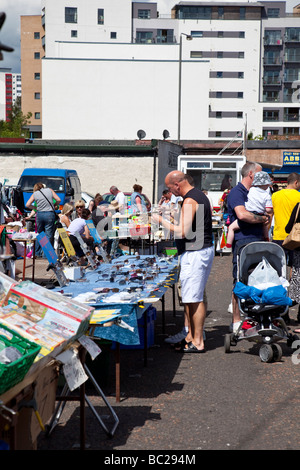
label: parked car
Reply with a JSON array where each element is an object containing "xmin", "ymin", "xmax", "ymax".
[
  {"xmin": 18, "ymin": 168, "xmax": 81, "ymax": 212},
  {"xmin": 102, "ymin": 192, "xmax": 151, "ymax": 212},
  {"xmin": 81, "ymin": 191, "xmax": 94, "ymax": 208}
]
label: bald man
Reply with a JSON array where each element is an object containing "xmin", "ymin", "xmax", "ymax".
[{"xmin": 153, "ymin": 171, "xmax": 214, "ymax": 353}]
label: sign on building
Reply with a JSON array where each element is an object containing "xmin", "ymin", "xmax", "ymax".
[{"xmin": 283, "ymin": 151, "xmax": 300, "ymax": 166}]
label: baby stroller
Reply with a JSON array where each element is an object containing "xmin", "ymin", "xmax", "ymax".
[{"xmin": 224, "ymin": 241, "xmax": 299, "ymax": 362}]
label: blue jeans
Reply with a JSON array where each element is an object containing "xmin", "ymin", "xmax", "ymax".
[{"xmin": 36, "ymin": 211, "xmax": 56, "ymax": 256}]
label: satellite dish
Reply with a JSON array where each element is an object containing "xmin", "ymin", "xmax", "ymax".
[
  {"xmin": 163, "ymin": 129, "xmax": 170, "ymax": 139},
  {"xmin": 137, "ymin": 129, "xmax": 146, "ymax": 140}
]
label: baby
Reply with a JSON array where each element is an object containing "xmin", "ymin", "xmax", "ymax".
[{"xmin": 226, "ymin": 171, "xmax": 273, "ymax": 248}]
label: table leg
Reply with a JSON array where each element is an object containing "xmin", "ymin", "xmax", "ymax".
[
  {"xmin": 32, "ymin": 241, "xmax": 36, "ymax": 282},
  {"xmin": 22, "ymin": 242, "xmax": 26, "ymax": 281},
  {"xmin": 115, "ymin": 344, "xmax": 120, "ymax": 403}
]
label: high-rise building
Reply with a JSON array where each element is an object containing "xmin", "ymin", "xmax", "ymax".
[
  {"xmin": 20, "ymin": 15, "xmax": 44, "ymax": 138},
  {"xmin": 22, "ymin": 0, "xmax": 300, "ymax": 140},
  {"xmin": 0, "ymin": 69, "xmax": 21, "ymax": 122}
]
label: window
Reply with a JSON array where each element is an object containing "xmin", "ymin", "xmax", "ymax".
[
  {"xmin": 238, "ymin": 51, "xmax": 244, "ymax": 58},
  {"xmin": 190, "ymin": 51, "xmax": 203, "ymax": 58},
  {"xmin": 239, "ymin": 32, "xmax": 245, "ymax": 38},
  {"xmin": 216, "ymin": 92, "xmax": 223, "ymax": 98},
  {"xmin": 263, "ymin": 90, "xmax": 279, "ymax": 102},
  {"xmin": 35, "ymin": 112, "xmax": 41, "ymax": 119},
  {"xmin": 34, "ymin": 32, "xmax": 40, "ymax": 39},
  {"xmin": 191, "ymin": 31, "xmax": 203, "ymax": 38},
  {"xmin": 216, "ymin": 112, "xmax": 222, "ymax": 118},
  {"xmin": 34, "ymin": 92, "xmax": 40, "ymax": 100},
  {"xmin": 65, "ymin": 7, "xmax": 77, "ymax": 24},
  {"xmin": 218, "ymin": 31, "xmax": 224, "ymax": 38},
  {"xmin": 34, "ymin": 73, "xmax": 40, "ymax": 80},
  {"xmin": 238, "ymin": 72, "xmax": 244, "ymax": 79},
  {"xmin": 217, "ymin": 51, "xmax": 223, "ymax": 58},
  {"xmin": 218, "ymin": 7, "xmax": 224, "ymax": 19},
  {"xmin": 138, "ymin": 9, "xmax": 151, "ymax": 19},
  {"xmin": 177, "ymin": 6, "xmax": 211, "ymax": 19},
  {"xmin": 98, "ymin": 9, "xmax": 104, "ymax": 24},
  {"xmin": 136, "ymin": 31, "xmax": 153, "ymax": 43},
  {"xmin": 263, "ymin": 110, "xmax": 279, "ymax": 121},
  {"xmin": 34, "ymin": 52, "xmax": 40, "ymax": 59},
  {"xmin": 284, "ymin": 127, "xmax": 300, "ymax": 135},
  {"xmin": 237, "ymin": 92, "xmax": 243, "ymax": 98},
  {"xmin": 264, "ymin": 70, "xmax": 281, "ymax": 85},
  {"xmin": 264, "ymin": 30, "xmax": 281, "ymax": 45},
  {"xmin": 110, "ymin": 32, "xmax": 117, "ymax": 39},
  {"xmin": 217, "ymin": 72, "xmax": 223, "ymax": 78},
  {"xmin": 240, "ymin": 7, "xmax": 246, "ymax": 19},
  {"xmin": 71, "ymin": 30, "xmax": 77, "ymax": 37},
  {"xmin": 237, "ymin": 112, "xmax": 243, "ymax": 118},
  {"xmin": 267, "ymin": 8, "xmax": 280, "ymax": 18},
  {"xmin": 157, "ymin": 29, "xmax": 174, "ymax": 44}
]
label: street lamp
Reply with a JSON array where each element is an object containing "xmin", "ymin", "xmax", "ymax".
[{"xmin": 178, "ymin": 33, "xmax": 193, "ymax": 144}]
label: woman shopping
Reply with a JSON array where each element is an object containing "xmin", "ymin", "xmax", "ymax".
[
  {"xmin": 285, "ymin": 201, "xmax": 300, "ymax": 333},
  {"xmin": 26, "ymin": 182, "xmax": 61, "ymax": 257}
]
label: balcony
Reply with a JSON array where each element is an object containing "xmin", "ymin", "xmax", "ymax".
[
  {"xmin": 263, "ymin": 57, "xmax": 282, "ymax": 66},
  {"xmin": 263, "ymin": 77, "xmax": 282, "ymax": 86},
  {"xmin": 284, "ymin": 54, "xmax": 300, "ymax": 63},
  {"xmin": 284, "ymin": 114, "xmax": 300, "ymax": 121},
  {"xmin": 264, "ymin": 37, "xmax": 283, "ymax": 46},
  {"xmin": 284, "ymin": 35, "xmax": 300, "ymax": 43}
]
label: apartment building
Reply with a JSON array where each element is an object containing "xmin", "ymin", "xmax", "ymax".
[
  {"xmin": 20, "ymin": 15, "xmax": 44, "ymax": 138},
  {"xmin": 261, "ymin": 2, "xmax": 300, "ymax": 137},
  {"xmin": 0, "ymin": 69, "xmax": 22, "ymax": 122},
  {"xmin": 31, "ymin": 0, "xmax": 300, "ymax": 140}
]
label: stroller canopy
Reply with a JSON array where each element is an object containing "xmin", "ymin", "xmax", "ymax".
[{"xmin": 238, "ymin": 242, "xmax": 286, "ymax": 285}]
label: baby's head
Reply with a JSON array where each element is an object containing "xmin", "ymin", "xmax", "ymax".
[{"xmin": 252, "ymin": 171, "xmax": 272, "ymax": 190}]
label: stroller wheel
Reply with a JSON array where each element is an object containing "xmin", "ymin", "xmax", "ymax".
[
  {"xmin": 287, "ymin": 333, "xmax": 300, "ymax": 348},
  {"xmin": 259, "ymin": 344, "xmax": 274, "ymax": 363},
  {"xmin": 271, "ymin": 343, "xmax": 282, "ymax": 362},
  {"xmin": 224, "ymin": 334, "xmax": 231, "ymax": 353}
]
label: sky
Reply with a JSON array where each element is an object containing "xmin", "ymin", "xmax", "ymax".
[{"xmin": 0, "ymin": 0, "xmax": 299, "ymax": 73}]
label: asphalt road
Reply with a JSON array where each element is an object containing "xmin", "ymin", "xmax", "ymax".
[{"xmin": 15, "ymin": 254, "xmax": 300, "ymax": 451}]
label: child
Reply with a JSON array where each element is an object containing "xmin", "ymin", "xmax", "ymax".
[{"xmin": 226, "ymin": 171, "xmax": 273, "ymax": 248}]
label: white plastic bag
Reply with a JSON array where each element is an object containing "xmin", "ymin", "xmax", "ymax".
[{"xmin": 248, "ymin": 257, "xmax": 281, "ymax": 290}]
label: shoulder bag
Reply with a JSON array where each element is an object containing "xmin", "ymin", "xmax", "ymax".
[
  {"xmin": 38, "ymin": 189, "xmax": 61, "ymax": 226},
  {"xmin": 282, "ymin": 204, "xmax": 300, "ymax": 250}
]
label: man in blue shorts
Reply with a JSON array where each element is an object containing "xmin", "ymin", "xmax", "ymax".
[{"xmin": 227, "ymin": 162, "xmax": 269, "ymax": 332}]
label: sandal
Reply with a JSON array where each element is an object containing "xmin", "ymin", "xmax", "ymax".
[
  {"xmin": 174, "ymin": 339, "xmax": 187, "ymax": 352},
  {"xmin": 183, "ymin": 341, "xmax": 206, "ymax": 354}
]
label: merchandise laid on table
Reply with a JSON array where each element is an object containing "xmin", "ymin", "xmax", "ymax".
[
  {"xmin": 54, "ymin": 254, "xmax": 178, "ymax": 346},
  {"xmin": 0, "ymin": 269, "xmax": 98, "ymax": 450},
  {"xmin": 0, "ymin": 222, "xmax": 178, "ymax": 449}
]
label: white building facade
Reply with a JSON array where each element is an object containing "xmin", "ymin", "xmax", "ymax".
[{"xmin": 40, "ymin": 0, "xmax": 300, "ymax": 141}]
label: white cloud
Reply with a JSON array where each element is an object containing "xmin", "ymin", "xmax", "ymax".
[{"xmin": 0, "ymin": 0, "xmax": 41, "ymax": 72}]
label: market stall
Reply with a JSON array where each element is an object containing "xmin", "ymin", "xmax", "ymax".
[
  {"xmin": 0, "ymin": 248, "xmax": 178, "ymax": 449},
  {"xmin": 0, "ymin": 271, "xmax": 96, "ymax": 450}
]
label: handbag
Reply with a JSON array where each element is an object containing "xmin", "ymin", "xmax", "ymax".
[
  {"xmin": 38, "ymin": 189, "xmax": 61, "ymax": 226},
  {"xmin": 283, "ymin": 204, "xmax": 300, "ymax": 250}
]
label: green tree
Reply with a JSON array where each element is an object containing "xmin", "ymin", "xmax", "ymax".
[{"xmin": 0, "ymin": 97, "xmax": 32, "ymax": 138}]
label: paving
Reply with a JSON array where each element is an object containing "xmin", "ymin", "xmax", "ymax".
[{"xmin": 14, "ymin": 254, "xmax": 300, "ymax": 451}]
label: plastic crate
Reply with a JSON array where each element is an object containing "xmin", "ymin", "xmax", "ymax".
[
  {"xmin": 129, "ymin": 225, "xmax": 150, "ymax": 237},
  {"xmin": 163, "ymin": 247, "xmax": 178, "ymax": 256},
  {"xmin": 0, "ymin": 324, "xmax": 41, "ymax": 395},
  {"xmin": 112, "ymin": 307, "xmax": 156, "ymax": 350}
]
